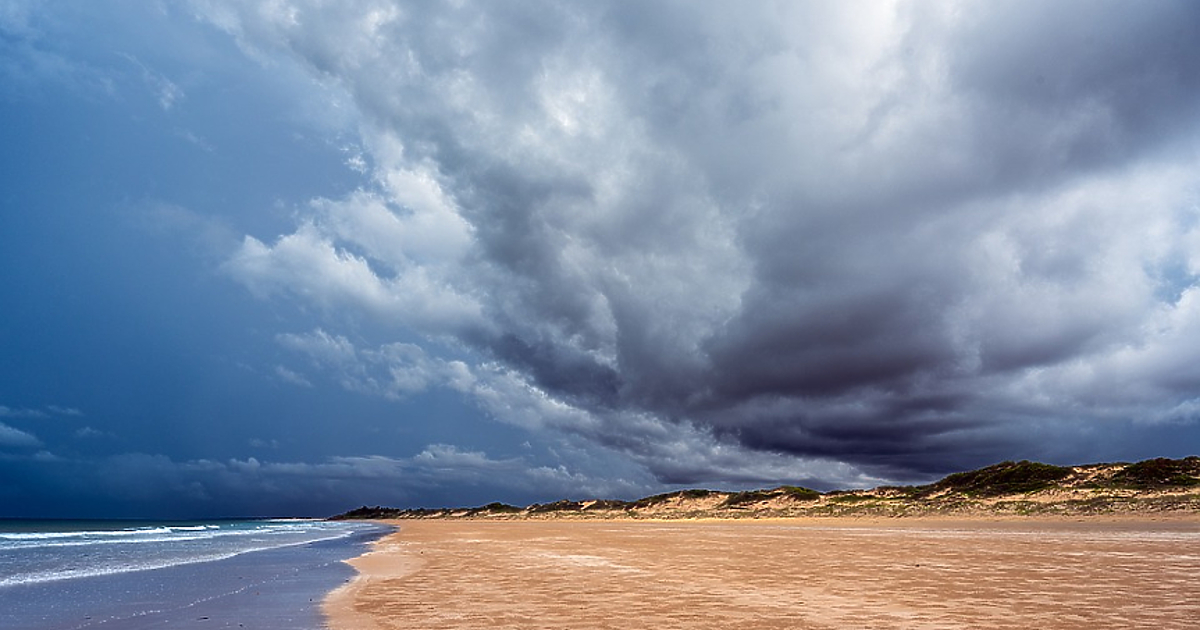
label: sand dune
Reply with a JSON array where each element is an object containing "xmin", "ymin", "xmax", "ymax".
[
  {"xmin": 324, "ymin": 516, "xmax": 1200, "ymax": 630},
  {"xmin": 332, "ymin": 458, "xmax": 1200, "ymax": 521}
]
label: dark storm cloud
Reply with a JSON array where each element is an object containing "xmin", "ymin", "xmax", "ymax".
[
  {"xmin": 210, "ymin": 0, "xmax": 1200, "ymax": 487},
  {"xmin": 945, "ymin": 2, "xmax": 1200, "ymax": 166}
]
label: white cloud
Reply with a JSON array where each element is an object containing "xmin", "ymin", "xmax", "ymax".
[
  {"xmin": 273, "ymin": 365, "xmax": 313, "ymax": 388},
  {"xmin": 410, "ymin": 443, "xmax": 515, "ymax": 471},
  {"xmin": 0, "ymin": 405, "xmax": 83, "ymax": 419},
  {"xmin": 129, "ymin": 201, "xmax": 241, "ymax": 261},
  {"xmin": 0, "ymin": 422, "xmax": 41, "ymax": 448},
  {"xmin": 277, "ymin": 328, "xmax": 357, "ymax": 368},
  {"xmin": 276, "ymin": 328, "xmax": 473, "ymax": 399},
  {"xmin": 226, "ymin": 217, "xmax": 483, "ymax": 333},
  {"xmin": 0, "ymin": 406, "xmax": 47, "ymax": 418},
  {"xmin": 119, "ymin": 53, "xmax": 184, "ymax": 110}
]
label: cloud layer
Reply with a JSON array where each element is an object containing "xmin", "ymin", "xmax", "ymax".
[{"xmin": 207, "ymin": 1, "xmax": 1200, "ymax": 486}]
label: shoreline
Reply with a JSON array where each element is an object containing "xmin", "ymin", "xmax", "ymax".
[
  {"xmin": 323, "ymin": 514, "xmax": 1200, "ymax": 629},
  {"xmin": 324, "ymin": 525, "xmax": 422, "ymax": 630},
  {"xmin": 0, "ymin": 519, "xmax": 387, "ymax": 630}
]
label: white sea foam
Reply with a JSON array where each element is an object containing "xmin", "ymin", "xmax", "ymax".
[
  {"xmin": 0, "ymin": 527, "xmax": 174, "ymax": 540},
  {"xmin": 0, "ymin": 552, "xmax": 244, "ymax": 588},
  {"xmin": 0, "ymin": 523, "xmax": 343, "ymax": 551},
  {"xmin": 0, "ymin": 533, "xmax": 357, "ymax": 587},
  {"xmin": 0, "ymin": 521, "xmax": 364, "ymax": 589}
]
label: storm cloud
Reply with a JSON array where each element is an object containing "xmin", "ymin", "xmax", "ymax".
[{"xmin": 199, "ymin": 0, "xmax": 1200, "ymax": 487}]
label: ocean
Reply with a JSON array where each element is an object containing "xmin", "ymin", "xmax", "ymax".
[{"xmin": 0, "ymin": 518, "xmax": 390, "ymax": 629}]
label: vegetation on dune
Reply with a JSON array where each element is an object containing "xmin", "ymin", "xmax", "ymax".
[
  {"xmin": 527, "ymin": 500, "xmax": 588, "ymax": 513},
  {"xmin": 470, "ymin": 502, "xmax": 523, "ymax": 514},
  {"xmin": 630, "ymin": 489, "xmax": 717, "ymax": 509},
  {"xmin": 721, "ymin": 485, "xmax": 820, "ymax": 508},
  {"xmin": 875, "ymin": 485, "xmax": 923, "ymax": 498},
  {"xmin": 1104, "ymin": 457, "xmax": 1200, "ymax": 489},
  {"xmin": 329, "ymin": 456, "xmax": 1200, "ymax": 520},
  {"xmin": 585, "ymin": 499, "xmax": 634, "ymax": 511},
  {"xmin": 823, "ymin": 492, "xmax": 877, "ymax": 504},
  {"xmin": 330, "ymin": 505, "xmax": 407, "ymax": 520},
  {"xmin": 922, "ymin": 460, "xmax": 1073, "ymax": 497},
  {"xmin": 779, "ymin": 485, "xmax": 822, "ymax": 501},
  {"xmin": 720, "ymin": 490, "xmax": 774, "ymax": 507}
]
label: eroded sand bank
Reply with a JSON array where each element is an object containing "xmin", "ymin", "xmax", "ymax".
[{"xmin": 324, "ymin": 517, "xmax": 1200, "ymax": 629}]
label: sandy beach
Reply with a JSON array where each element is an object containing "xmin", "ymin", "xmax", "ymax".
[{"xmin": 324, "ymin": 517, "xmax": 1200, "ymax": 630}]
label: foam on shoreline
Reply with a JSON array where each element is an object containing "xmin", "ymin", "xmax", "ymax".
[{"xmin": 0, "ymin": 521, "xmax": 390, "ymax": 630}]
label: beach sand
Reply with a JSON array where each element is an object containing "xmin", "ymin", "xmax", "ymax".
[{"xmin": 324, "ymin": 516, "xmax": 1200, "ymax": 629}]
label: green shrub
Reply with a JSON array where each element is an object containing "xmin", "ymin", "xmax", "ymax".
[
  {"xmin": 330, "ymin": 505, "xmax": 405, "ymax": 520},
  {"xmin": 778, "ymin": 486, "xmax": 821, "ymax": 501},
  {"xmin": 925, "ymin": 461, "xmax": 1072, "ymax": 497},
  {"xmin": 527, "ymin": 500, "xmax": 585, "ymax": 513},
  {"xmin": 1109, "ymin": 458, "xmax": 1200, "ymax": 488},
  {"xmin": 469, "ymin": 502, "xmax": 522, "ymax": 514},
  {"xmin": 631, "ymin": 489, "xmax": 716, "ymax": 509},
  {"xmin": 825, "ymin": 493, "xmax": 875, "ymax": 503},
  {"xmin": 721, "ymin": 490, "xmax": 775, "ymax": 507}
]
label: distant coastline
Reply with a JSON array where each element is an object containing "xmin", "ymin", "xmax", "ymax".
[{"xmin": 332, "ymin": 456, "xmax": 1200, "ymax": 521}]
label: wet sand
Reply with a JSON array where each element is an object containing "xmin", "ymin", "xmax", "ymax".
[{"xmin": 324, "ymin": 517, "xmax": 1200, "ymax": 629}]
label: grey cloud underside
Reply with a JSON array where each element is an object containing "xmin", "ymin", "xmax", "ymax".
[{"xmin": 214, "ymin": 0, "xmax": 1200, "ymax": 485}]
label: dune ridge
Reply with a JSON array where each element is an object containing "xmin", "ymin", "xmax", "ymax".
[{"xmin": 333, "ymin": 456, "xmax": 1200, "ymax": 520}]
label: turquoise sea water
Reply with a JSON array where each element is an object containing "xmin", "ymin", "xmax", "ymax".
[{"xmin": 0, "ymin": 518, "xmax": 389, "ymax": 629}]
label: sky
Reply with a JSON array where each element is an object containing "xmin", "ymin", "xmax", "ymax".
[{"xmin": 2, "ymin": 1, "xmax": 1200, "ymax": 519}]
